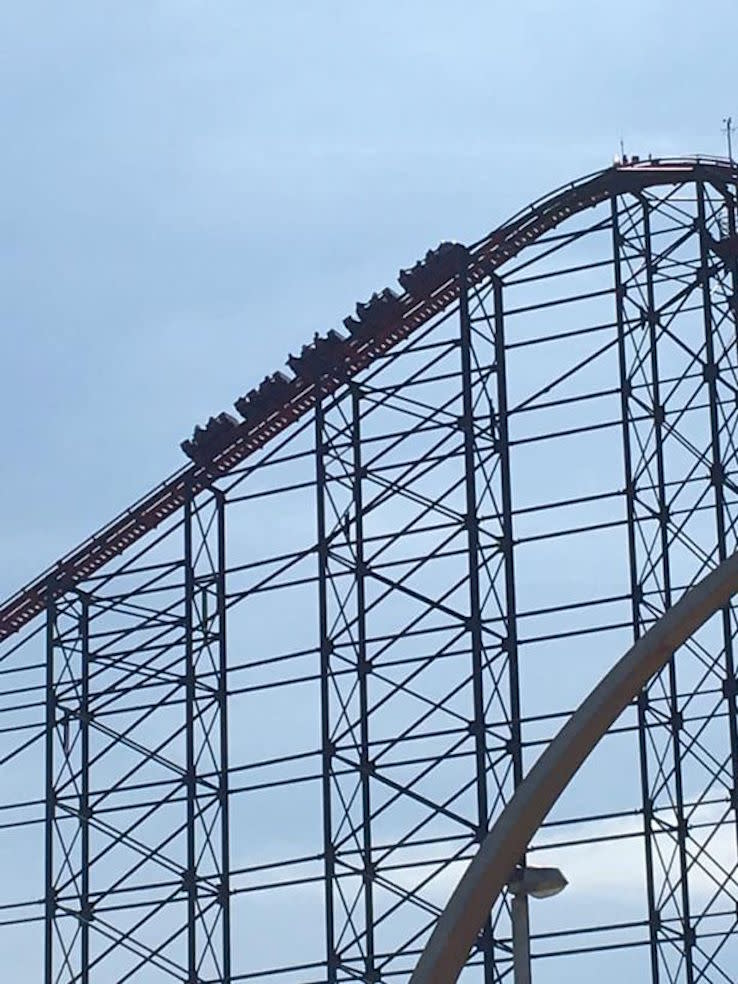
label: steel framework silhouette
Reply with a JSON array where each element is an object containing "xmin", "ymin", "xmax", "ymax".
[{"xmin": 0, "ymin": 157, "xmax": 737, "ymax": 984}]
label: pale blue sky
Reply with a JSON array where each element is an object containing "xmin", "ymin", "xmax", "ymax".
[{"xmin": 0, "ymin": 0, "xmax": 734, "ymax": 597}]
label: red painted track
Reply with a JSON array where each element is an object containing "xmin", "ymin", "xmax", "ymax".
[{"xmin": 1, "ymin": 157, "xmax": 736, "ymax": 642}]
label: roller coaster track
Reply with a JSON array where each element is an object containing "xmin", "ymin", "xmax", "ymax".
[{"xmin": 1, "ymin": 156, "xmax": 736, "ymax": 642}]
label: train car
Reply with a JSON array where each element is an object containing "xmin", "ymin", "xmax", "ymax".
[
  {"xmin": 399, "ymin": 241, "xmax": 468, "ymax": 300},
  {"xmin": 343, "ymin": 288, "xmax": 403, "ymax": 338},
  {"xmin": 181, "ymin": 412, "xmax": 239, "ymax": 463},
  {"xmin": 234, "ymin": 371, "xmax": 292, "ymax": 421},
  {"xmin": 287, "ymin": 329, "xmax": 347, "ymax": 380}
]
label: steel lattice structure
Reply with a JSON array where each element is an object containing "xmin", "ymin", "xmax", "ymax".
[{"xmin": 1, "ymin": 157, "xmax": 738, "ymax": 984}]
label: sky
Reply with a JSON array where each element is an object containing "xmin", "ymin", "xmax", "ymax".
[
  {"xmin": 1, "ymin": 2, "xmax": 738, "ymax": 981},
  {"xmin": 1, "ymin": 0, "xmax": 735, "ymax": 598}
]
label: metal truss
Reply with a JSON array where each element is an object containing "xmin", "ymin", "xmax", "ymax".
[
  {"xmin": 314, "ymin": 269, "xmax": 521, "ymax": 983},
  {"xmin": 44, "ymin": 487, "xmax": 230, "ymax": 982},
  {"xmin": 614, "ymin": 180, "xmax": 738, "ymax": 984},
  {"xmin": 0, "ymin": 159, "xmax": 737, "ymax": 984}
]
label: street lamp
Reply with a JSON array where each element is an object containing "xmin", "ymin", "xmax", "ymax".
[{"xmin": 507, "ymin": 865, "xmax": 568, "ymax": 984}]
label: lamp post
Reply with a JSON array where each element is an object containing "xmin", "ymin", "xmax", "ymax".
[{"xmin": 507, "ymin": 865, "xmax": 568, "ymax": 984}]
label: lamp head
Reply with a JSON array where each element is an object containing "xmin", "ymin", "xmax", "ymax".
[{"xmin": 507, "ymin": 865, "xmax": 568, "ymax": 900}]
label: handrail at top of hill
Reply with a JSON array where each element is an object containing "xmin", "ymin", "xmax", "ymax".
[{"xmin": 1, "ymin": 156, "xmax": 736, "ymax": 642}]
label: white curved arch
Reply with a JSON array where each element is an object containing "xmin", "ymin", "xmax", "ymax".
[{"xmin": 410, "ymin": 552, "xmax": 738, "ymax": 984}]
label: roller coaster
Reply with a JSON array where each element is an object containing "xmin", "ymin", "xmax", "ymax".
[{"xmin": 1, "ymin": 156, "xmax": 738, "ymax": 983}]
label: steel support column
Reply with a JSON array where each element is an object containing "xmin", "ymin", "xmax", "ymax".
[
  {"xmin": 316, "ymin": 391, "xmax": 338, "ymax": 984},
  {"xmin": 696, "ymin": 181, "xmax": 738, "ymax": 847},
  {"xmin": 490, "ymin": 275, "xmax": 523, "ymax": 795},
  {"xmin": 45, "ymin": 588, "xmax": 91, "ymax": 984},
  {"xmin": 183, "ymin": 486, "xmax": 232, "ymax": 984},
  {"xmin": 612, "ymin": 195, "xmax": 661, "ymax": 983},
  {"xmin": 459, "ymin": 268, "xmax": 493, "ymax": 984},
  {"xmin": 491, "ymin": 274, "xmax": 526, "ymax": 978},
  {"xmin": 351, "ymin": 383, "xmax": 377, "ymax": 982}
]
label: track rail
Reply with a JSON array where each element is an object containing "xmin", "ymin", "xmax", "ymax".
[{"xmin": 1, "ymin": 156, "xmax": 736, "ymax": 642}]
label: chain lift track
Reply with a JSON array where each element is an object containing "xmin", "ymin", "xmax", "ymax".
[{"xmin": 2, "ymin": 157, "xmax": 736, "ymax": 644}]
